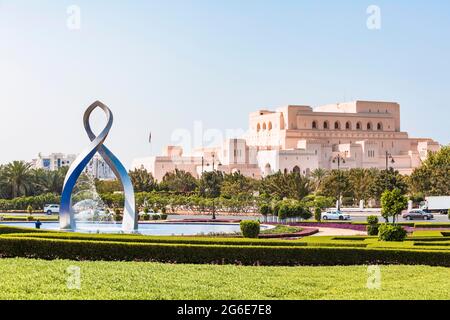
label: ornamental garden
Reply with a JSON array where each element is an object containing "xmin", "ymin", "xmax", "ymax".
[{"xmin": 0, "ymin": 146, "xmax": 448, "ymax": 299}]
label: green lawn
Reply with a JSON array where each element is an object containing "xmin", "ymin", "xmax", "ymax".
[{"xmin": 0, "ymin": 258, "xmax": 449, "ymax": 300}]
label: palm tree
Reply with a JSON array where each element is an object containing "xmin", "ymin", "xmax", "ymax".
[
  {"xmin": 3, "ymin": 161, "xmax": 34, "ymax": 198},
  {"xmin": 33, "ymin": 167, "xmax": 68, "ymax": 195},
  {"xmin": 311, "ymin": 168, "xmax": 328, "ymax": 193}
]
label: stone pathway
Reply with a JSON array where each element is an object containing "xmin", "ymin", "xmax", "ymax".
[{"xmin": 312, "ymin": 227, "xmax": 367, "ymax": 236}]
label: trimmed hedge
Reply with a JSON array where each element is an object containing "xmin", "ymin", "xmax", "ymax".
[
  {"xmin": 0, "ymin": 236, "xmax": 449, "ymax": 266},
  {"xmin": 240, "ymin": 220, "xmax": 260, "ymax": 238},
  {"xmin": 0, "ymin": 225, "xmax": 53, "ymax": 235},
  {"xmin": 414, "ymin": 223, "xmax": 450, "ymax": 228},
  {"xmin": 2, "ymin": 232, "xmax": 310, "ymax": 247}
]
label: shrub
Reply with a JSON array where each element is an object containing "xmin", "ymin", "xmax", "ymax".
[
  {"xmin": 448, "ymin": 209, "xmax": 450, "ymax": 220},
  {"xmin": 378, "ymin": 224, "xmax": 407, "ymax": 242},
  {"xmin": 114, "ymin": 214, "xmax": 123, "ymax": 222},
  {"xmin": 26, "ymin": 216, "xmax": 34, "ymax": 221},
  {"xmin": 259, "ymin": 204, "xmax": 270, "ymax": 216},
  {"xmin": 0, "ymin": 235, "xmax": 449, "ymax": 266},
  {"xmin": 367, "ymin": 215, "xmax": 379, "ymax": 225},
  {"xmin": 152, "ymin": 214, "xmax": 160, "ymax": 220},
  {"xmin": 366, "ymin": 224, "xmax": 379, "ymax": 236},
  {"xmin": 26, "ymin": 205, "xmax": 33, "ymax": 214},
  {"xmin": 314, "ymin": 208, "xmax": 321, "ymax": 222},
  {"xmin": 240, "ymin": 220, "xmax": 260, "ymax": 238},
  {"xmin": 278, "ymin": 205, "xmax": 289, "ymax": 221},
  {"xmin": 160, "ymin": 214, "xmax": 168, "ymax": 220}
]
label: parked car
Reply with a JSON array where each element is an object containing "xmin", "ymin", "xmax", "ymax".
[
  {"xmin": 402, "ymin": 209, "xmax": 434, "ymax": 221},
  {"xmin": 44, "ymin": 204, "xmax": 60, "ymax": 215},
  {"xmin": 321, "ymin": 210, "xmax": 351, "ymax": 221}
]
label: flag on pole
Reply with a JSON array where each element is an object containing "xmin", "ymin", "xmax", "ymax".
[{"xmin": 149, "ymin": 132, "xmax": 152, "ymax": 144}]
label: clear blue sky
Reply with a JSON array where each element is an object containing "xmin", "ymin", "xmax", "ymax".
[{"xmin": 0, "ymin": 0, "xmax": 449, "ymax": 167}]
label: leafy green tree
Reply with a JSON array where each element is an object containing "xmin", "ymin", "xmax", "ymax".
[
  {"xmin": 221, "ymin": 172, "xmax": 255, "ymax": 199},
  {"xmin": 259, "ymin": 172, "xmax": 311, "ymax": 200},
  {"xmin": 129, "ymin": 168, "xmax": 157, "ymax": 193},
  {"xmin": 32, "ymin": 167, "xmax": 68, "ymax": 195},
  {"xmin": 347, "ymin": 168, "xmax": 377, "ymax": 204},
  {"xmin": 160, "ymin": 169, "xmax": 197, "ymax": 195},
  {"xmin": 369, "ymin": 168, "xmax": 408, "ymax": 200},
  {"xmin": 409, "ymin": 146, "xmax": 450, "ymax": 196},
  {"xmin": 198, "ymin": 171, "xmax": 223, "ymax": 198},
  {"xmin": 310, "ymin": 168, "xmax": 328, "ymax": 193},
  {"xmin": 3, "ymin": 161, "xmax": 34, "ymax": 198},
  {"xmin": 95, "ymin": 179, "xmax": 122, "ymax": 194},
  {"xmin": 318, "ymin": 169, "xmax": 352, "ymax": 200},
  {"xmin": 380, "ymin": 188, "xmax": 408, "ymax": 224}
]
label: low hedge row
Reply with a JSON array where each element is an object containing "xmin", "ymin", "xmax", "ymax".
[
  {"xmin": 2, "ymin": 232, "xmax": 310, "ymax": 247},
  {"xmin": 414, "ymin": 223, "xmax": 450, "ymax": 228},
  {"xmin": 0, "ymin": 225, "xmax": 52, "ymax": 235},
  {"xmin": 0, "ymin": 236, "xmax": 449, "ymax": 266},
  {"xmin": 0, "ymin": 216, "xmax": 58, "ymax": 222}
]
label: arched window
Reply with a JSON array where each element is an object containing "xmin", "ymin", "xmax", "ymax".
[
  {"xmin": 293, "ymin": 166, "xmax": 301, "ymax": 174},
  {"xmin": 257, "ymin": 123, "xmax": 261, "ymax": 132},
  {"xmin": 268, "ymin": 122, "xmax": 273, "ymax": 130},
  {"xmin": 323, "ymin": 121, "xmax": 329, "ymax": 130},
  {"xmin": 377, "ymin": 122, "xmax": 383, "ymax": 131},
  {"xmin": 312, "ymin": 121, "xmax": 317, "ymax": 129},
  {"xmin": 345, "ymin": 121, "xmax": 351, "ymax": 130},
  {"xmin": 356, "ymin": 122, "xmax": 362, "ymax": 130},
  {"xmin": 367, "ymin": 122, "xmax": 372, "ymax": 130},
  {"xmin": 263, "ymin": 123, "xmax": 267, "ymax": 130},
  {"xmin": 334, "ymin": 121, "xmax": 341, "ymax": 130}
]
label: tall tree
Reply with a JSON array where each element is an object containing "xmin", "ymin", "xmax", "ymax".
[
  {"xmin": 310, "ymin": 168, "xmax": 328, "ymax": 193},
  {"xmin": 259, "ymin": 172, "xmax": 311, "ymax": 200},
  {"xmin": 221, "ymin": 172, "xmax": 255, "ymax": 199},
  {"xmin": 198, "ymin": 171, "xmax": 223, "ymax": 198},
  {"xmin": 3, "ymin": 161, "xmax": 34, "ymax": 198},
  {"xmin": 348, "ymin": 168, "xmax": 377, "ymax": 203},
  {"xmin": 129, "ymin": 168, "xmax": 157, "ymax": 193},
  {"xmin": 160, "ymin": 169, "xmax": 197, "ymax": 194},
  {"xmin": 369, "ymin": 168, "xmax": 408, "ymax": 200},
  {"xmin": 318, "ymin": 169, "xmax": 352, "ymax": 200},
  {"xmin": 409, "ymin": 146, "xmax": 450, "ymax": 196}
]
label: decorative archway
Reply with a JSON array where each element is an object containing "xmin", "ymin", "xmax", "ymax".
[{"xmin": 293, "ymin": 166, "xmax": 301, "ymax": 174}]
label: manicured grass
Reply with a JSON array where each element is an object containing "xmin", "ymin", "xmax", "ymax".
[
  {"xmin": 260, "ymin": 224, "xmax": 303, "ymax": 234},
  {"xmin": 0, "ymin": 258, "xmax": 448, "ymax": 300}
]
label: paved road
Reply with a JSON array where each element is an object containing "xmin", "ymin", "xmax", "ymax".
[{"xmin": 2, "ymin": 212, "xmax": 449, "ymax": 223}]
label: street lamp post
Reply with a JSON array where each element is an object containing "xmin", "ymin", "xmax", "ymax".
[
  {"xmin": 385, "ymin": 151, "xmax": 395, "ymax": 170},
  {"xmin": 332, "ymin": 154, "xmax": 346, "ymax": 211}
]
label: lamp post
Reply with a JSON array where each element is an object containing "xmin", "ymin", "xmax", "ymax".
[
  {"xmin": 332, "ymin": 154, "xmax": 346, "ymax": 211},
  {"xmin": 385, "ymin": 151, "xmax": 395, "ymax": 171}
]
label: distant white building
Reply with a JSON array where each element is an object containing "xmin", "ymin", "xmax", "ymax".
[
  {"xmin": 32, "ymin": 153, "xmax": 76, "ymax": 171},
  {"xmin": 132, "ymin": 100, "xmax": 441, "ymax": 180},
  {"xmin": 31, "ymin": 153, "xmax": 115, "ymax": 180}
]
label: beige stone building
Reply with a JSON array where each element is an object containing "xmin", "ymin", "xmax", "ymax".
[{"xmin": 132, "ymin": 101, "xmax": 440, "ymax": 180}]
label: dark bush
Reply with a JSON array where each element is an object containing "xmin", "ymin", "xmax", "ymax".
[
  {"xmin": 378, "ymin": 224, "xmax": 407, "ymax": 242},
  {"xmin": 314, "ymin": 208, "xmax": 321, "ymax": 222},
  {"xmin": 259, "ymin": 204, "xmax": 270, "ymax": 216},
  {"xmin": 367, "ymin": 215, "xmax": 379, "ymax": 225},
  {"xmin": 160, "ymin": 214, "xmax": 168, "ymax": 220},
  {"xmin": 240, "ymin": 220, "xmax": 260, "ymax": 238},
  {"xmin": 0, "ymin": 235, "xmax": 449, "ymax": 266},
  {"xmin": 366, "ymin": 224, "xmax": 379, "ymax": 236}
]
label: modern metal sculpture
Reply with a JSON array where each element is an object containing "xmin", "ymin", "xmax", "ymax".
[{"xmin": 60, "ymin": 101, "xmax": 137, "ymax": 232}]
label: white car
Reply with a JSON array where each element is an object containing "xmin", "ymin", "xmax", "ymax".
[
  {"xmin": 321, "ymin": 210, "xmax": 351, "ymax": 221},
  {"xmin": 44, "ymin": 204, "xmax": 59, "ymax": 215}
]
